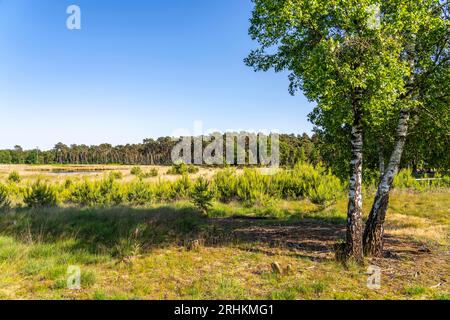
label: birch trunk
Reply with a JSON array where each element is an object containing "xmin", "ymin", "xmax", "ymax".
[
  {"xmin": 363, "ymin": 109, "xmax": 411, "ymax": 256},
  {"xmin": 378, "ymin": 140, "xmax": 385, "ymax": 179},
  {"xmin": 336, "ymin": 107, "xmax": 364, "ymax": 264}
]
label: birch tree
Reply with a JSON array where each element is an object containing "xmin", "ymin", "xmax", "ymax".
[
  {"xmin": 363, "ymin": 0, "xmax": 449, "ymax": 256},
  {"xmin": 245, "ymin": 0, "xmax": 407, "ymax": 262}
]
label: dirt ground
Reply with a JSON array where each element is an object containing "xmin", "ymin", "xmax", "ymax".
[{"xmin": 207, "ymin": 218, "xmax": 449, "ymax": 291}]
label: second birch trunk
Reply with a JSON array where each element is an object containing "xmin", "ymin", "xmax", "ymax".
[{"xmin": 363, "ymin": 109, "xmax": 411, "ymax": 256}]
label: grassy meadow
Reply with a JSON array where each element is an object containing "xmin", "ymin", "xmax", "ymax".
[{"xmin": 0, "ymin": 164, "xmax": 448, "ymax": 300}]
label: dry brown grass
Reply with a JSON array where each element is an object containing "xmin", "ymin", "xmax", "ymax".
[{"xmin": 0, "ymin": 164, "xmax": 217, "ymax": 184}]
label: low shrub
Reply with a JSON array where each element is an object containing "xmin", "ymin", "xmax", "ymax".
[
  {"xmin": 0, "ymin": 184, "xmax": 11, "ymax": 210},
  {"xmin": 126, "ymin": 179, "xmax": 152, "ymax": 205},
  {"xmin": 69, "ymin": 178, "xmax": 124, "ymax": 207},
  {"xmin": 393, "ymin": 169, "xmax": 420, "ymax": 189},
  {"xmin": 370, "ymin": 169, "xmax": 450, "ymax": 192},
  {"xmin": 211, "ymin": 163, "xmax": 343, "ymax": 207},
  {"xmin": 69, "ymin": 180, "xmax": 101, "ymax": 206},
  {"xmin": 167, "ymin": 163, "xmax": 199, "ymax": 175},
  {"xmin": 141, "ymin": 168, "xmax": 159, "ymax": 178},
  {"xmin": 435, "ymin": 174, "xmax": 450, "ymax": 188},
  {"xmin": 170, "ymin": 174, "xmax": 192, "ymax": 200},
  {"xmin": 64, "ymin": 178, "xmax": 73, "ymax": 189},
  {"xmin": 191, "ymin": 177, "xmax": 214, "ymax": 214},
  {"xmin": 212, "ymin": 168, "xmax": 237, "ymax": 203},
  {"xmin": 109, "ymin": 171, "xmax": 123, "ymax": 180},
  {"xmin": 152, "ymin": 180, "xmax": 173, "ymax": 202},
  {"xmin": 307, "ymin": 174, "xmax": 342, "ymax": 205},
  {"xmin": 8, "ymin": 171, "xmax": 21, "ymax": 183},
  {"xmin": 187, "ymin": 164, "xmax": 200, "ymax": 174},
  {"xmin": 271, "ymin": 163, "xmax": 319, "ymax": 199},
  {"xmin": 130, "ymin": 166, "xmax": 143, "ymax": 176},
  {"xmin": 272, "ymin": 163, "xmax": 343, "ymax": 205},
  {"xmin": 99, "ymin": 178, "xmax": 124, "ymax": 206},
  {"xmin": 24, "ymin": 180, "xmax": 58, "ymax": 208},
  {"xmin": 0, "ymin": 163, "xmax": 346, "ymax": 210},
  {"xmin": 235, "ymin": 169, "xmax": 267, "ymax": 207}
]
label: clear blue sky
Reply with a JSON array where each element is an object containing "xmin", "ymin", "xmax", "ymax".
[{"xmin": 0, "ymin": 0, "xmax": 314, "ymax": 150}]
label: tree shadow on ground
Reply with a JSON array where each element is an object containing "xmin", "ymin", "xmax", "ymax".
[{"xmin": 0, "ymin": 205, "xmax": 424, "ymax": 263}]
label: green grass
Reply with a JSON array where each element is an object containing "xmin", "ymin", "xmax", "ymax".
[
  {"xmin": 433, "ymin": 292, "xmax": 450, "ymax": 300},
  {"xmin": 403, "ymin": 285, "xmax": 427, "ymax": 297},
  {"xmin": 0, "ymin": 188, "xmax": 448, "ymax": 300}
]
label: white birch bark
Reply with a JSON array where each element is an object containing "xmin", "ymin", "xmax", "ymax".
[
  {"xmin": 363, "ymin": 108, "xmax": 411, "ymax": 256},
  {"xmin": 337, "ymin": 106, "xmax": 364, "ymax": 263}
]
